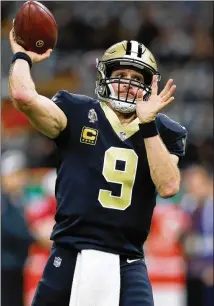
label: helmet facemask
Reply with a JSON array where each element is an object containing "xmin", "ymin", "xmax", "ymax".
[{"xmin": 95, "ymin": 58, "xmax": 160, "ymax": 113}]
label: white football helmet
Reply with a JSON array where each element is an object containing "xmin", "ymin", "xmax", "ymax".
[{"xmin": 95, "ymin": 40, "xmax": 160, "ymax": 113}]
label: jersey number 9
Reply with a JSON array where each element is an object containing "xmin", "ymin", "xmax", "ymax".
[{"xmin": 98, "ymin": 147, "xmax": 138, "ymax": 210}]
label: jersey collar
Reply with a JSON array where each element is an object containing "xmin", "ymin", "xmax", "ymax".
[{"xmin": 100, "ymin": 102, "xmax": 140, "ymax": 140}]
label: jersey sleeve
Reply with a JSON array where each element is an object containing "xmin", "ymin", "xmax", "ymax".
[
  {"xmin": 51, "ymin": 90, "xmax": 68, "ymax": 123},
  {"xmin": 51, "ymin": 91, "xmax": 96, "ymax": 144},
  {"xmin": 51, "ymin": 90, "xmax": 74, "ymax": 143},
  {"xmin": 156, "ymin": 113, "xmax": 187, "ymax": 159}
]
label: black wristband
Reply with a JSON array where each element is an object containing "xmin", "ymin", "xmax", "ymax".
[
  {"xmin": 139, "ymin": 120, "xmax": 158, "ymax": 138},
  {"xmin": 12, "ymin": 52, "xmax": 32, "ymax": 69}
]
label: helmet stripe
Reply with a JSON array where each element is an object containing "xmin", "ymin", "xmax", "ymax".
[
  {"xmin": 137, "ymin": 43, "xmax": 143, "ymax": 58},
  {"xmin": 130, "ymin": 40, "xmax": 138, "ymax": 57},
  {"xmin": 126, "ymin": 41, "xmax": 132, "ymax": 55}
]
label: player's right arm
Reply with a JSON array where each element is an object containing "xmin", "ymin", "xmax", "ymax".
[{"xmin": 8, "ymin": 29, "xmax": 67, "ymax": 139}]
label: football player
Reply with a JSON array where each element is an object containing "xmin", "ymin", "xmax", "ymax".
[{"xmin": 9, "ymin": 29, "xmax": 187, "ymax": 306}]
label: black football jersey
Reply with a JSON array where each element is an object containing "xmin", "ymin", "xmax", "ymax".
[{"xmin": 50, "ymin": 91, "xmax": 187, "ymax": 258}]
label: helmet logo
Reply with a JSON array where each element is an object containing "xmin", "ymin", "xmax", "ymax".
[
  {"xmin": 149, "ymin": 54, "xmax": 155, "ymax": 63},
  {"xmin": 105, "ymin": 50, "xmax": 116, "ymax": 55}
]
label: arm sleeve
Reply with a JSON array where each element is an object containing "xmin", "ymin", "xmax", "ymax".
[{"xmin": 156, "ymin": 114, "xmax": 187, "ymax": 159}]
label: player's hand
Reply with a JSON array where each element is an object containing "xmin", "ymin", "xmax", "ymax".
[
  {"xmin": 9, "ymin": 28, "xmax": 52, "ymax": 63},
  {"xmin": 136, "ymin": 76, "xmax": 176, "ymax": 123}
]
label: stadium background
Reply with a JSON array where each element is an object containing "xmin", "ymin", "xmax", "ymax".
[{"xmin": 1, "ymin": 1, "xmax": 213, "ymax": 306}]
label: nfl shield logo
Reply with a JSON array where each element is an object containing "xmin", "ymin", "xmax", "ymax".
[
  {"xmin": 88, "ymin": 109, "xmax": 98, "ymax": 123},
  {"xmin": 53, "ymin": 256, "xmax": 62, "ymax": 268},
  {"xmin": 119, "ymin": 131, "xmax": 127, "ymax": 141}
]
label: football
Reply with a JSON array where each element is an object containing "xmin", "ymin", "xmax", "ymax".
[{"xmin": 14, "ymin": 1, "xmax": 58, "ymax": 54}]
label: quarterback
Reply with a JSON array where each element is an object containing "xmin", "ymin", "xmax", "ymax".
[{"xmin": 9, "ymin": 28, "xmax": 187, "ymax": 306}]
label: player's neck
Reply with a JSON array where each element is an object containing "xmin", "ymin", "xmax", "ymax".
[{"xmin": 106, "ymin": 103, "xmax": 136, "ymax": 125}]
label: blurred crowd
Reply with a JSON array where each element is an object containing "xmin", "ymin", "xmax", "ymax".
[{"xmin": 1, "ymin": 1, "xmax": 213, "ymax": 306}]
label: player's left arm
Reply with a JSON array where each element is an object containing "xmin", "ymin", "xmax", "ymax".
[
  {"xmin": 144, "ymin": 136, "xmax": 181, "ymax": 198},
  {"xmin": 136, "ymin": 76, "xmax": 187, "ymax": 198}
]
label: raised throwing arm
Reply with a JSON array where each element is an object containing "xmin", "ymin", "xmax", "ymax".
[{"xmin": 8, "ymin": 29, "xmax": 67, "ymax": 139}]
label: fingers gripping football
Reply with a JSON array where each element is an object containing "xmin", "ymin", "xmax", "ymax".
[{"xmin": 9, "ymin": 29, "xmax": 52, "ymax": 63}]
